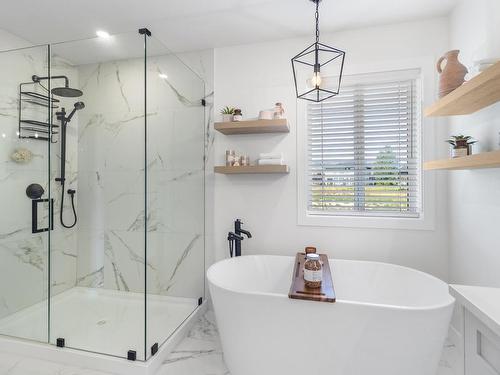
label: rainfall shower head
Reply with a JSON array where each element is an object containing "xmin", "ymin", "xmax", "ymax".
[
  {"xmin": 31, "ymin": 74, "xmax": 83, "ymax": 98},
  {"xmin": 51, "ymin": 86, "xmax": 83, "ymax": 98}
]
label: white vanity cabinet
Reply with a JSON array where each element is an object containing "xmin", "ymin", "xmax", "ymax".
[{"xmin": 450, "ymin": 285, "xmax": 500, "ymax": 375}]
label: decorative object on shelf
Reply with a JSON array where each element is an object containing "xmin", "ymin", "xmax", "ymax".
[
  {"xmin": 240, "ymin": 155, "xmax": 250, "ymax": 166},
  {"xmin": 233, "ymin": 108, "xmax": 243, "ymax": 121},
  {"xmin": 225, "ymin": 150, "xmax": 236, "ymax": 166},
  {"xmin": 425, "ymin": 61, "xmax": 500, "ymax": 117},
  {"xmin": 446, "ymin": 135, "xmax": 477, "ymax": 158},
  {"xmin": 258, "ymin": 110, "xmax": 274, "ymax": 120},
  {"xmin": 259, "ymin": 152, "xmax": 283, "ymax": 159},
  {"xmin": 291, "ymin": 0, "xmax": 345, "ymax": 102},
  {"xmin": 258, "ymin": 152, "xmax": 284, "ymax": 166},
  {"xmin": 10, "ymin": 148, "xmax": 33, "ymax": 164},
  {"xmin": 220, "ymin": 106, "xmax": 235, "ymax": 122},
  {"xmin": 273, "ymin": 102, "xmax": 285, "ymax": 119},
  {"xmin": 474, "ymin": 58, "xmax": 500, "ymax": 72},
  {"xmin": 467, "ymin": 58, "xmax": 500, "ymax": 80},
  {"xmin": 437, "ymin": 50, "xmax": 468, "ymax": 98}
]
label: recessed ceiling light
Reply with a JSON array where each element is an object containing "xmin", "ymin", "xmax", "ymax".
[
  {"xmin": 158, "ymin": 73, "xmax": 168, "ymax": 80},
  {"xmin": 96, "ymin": 30, "xmax": 111, "ymax": 39}
]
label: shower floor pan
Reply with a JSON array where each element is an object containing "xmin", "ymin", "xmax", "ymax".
[{"xmin": 0, "ymin": 287, "xmax": 205, "ymax": 375}]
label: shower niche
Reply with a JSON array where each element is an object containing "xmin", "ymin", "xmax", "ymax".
[{"xmin": 0, "ymin": 29, "xmax": 206, "ymax": 368}]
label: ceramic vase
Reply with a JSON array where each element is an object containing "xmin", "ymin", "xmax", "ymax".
[
  {"xmin": 222, "ymin": 114, "xmax": 233, "ymax": 122},
  {"xmin": 437, "ymin": 50, "xmax": 468, "ymax": 98}
]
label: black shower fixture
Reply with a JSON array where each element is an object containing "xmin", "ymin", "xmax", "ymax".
[
  {"xmin": 32, "ymin": 75, "xmax": 83, "ymax": 98},
  {"xmin": 291, "ymin": 0, "xmax": 346, "ymax": 102},
  {"xmin": 55, "ymin": 101, "xmax": 85, "ymax": 229}
]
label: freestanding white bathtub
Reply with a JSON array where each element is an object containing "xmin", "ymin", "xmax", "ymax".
[{"xmin": 207, "ymin": 255, "xmax": 454, "ymax": 375}]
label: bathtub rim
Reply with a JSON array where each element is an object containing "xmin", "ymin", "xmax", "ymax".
[{"xmin": 207, "ymin": 255, "xmax": 455, "ymax": 312}]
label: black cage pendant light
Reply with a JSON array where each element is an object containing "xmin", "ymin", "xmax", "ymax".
[{"xmin": 292, "ymin": 0, "xmax": 345, "ymax": 102}]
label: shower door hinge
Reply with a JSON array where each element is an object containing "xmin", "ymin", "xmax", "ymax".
[
  {"xmin": 127, "ymin": 350, "xmax": 137, "ymax": 361},
  {"xmin": 201, "ymin": 99, "xmax": 206, "ymax": 107},
  {"xmin": 198, "ymin": 297, "xmax": 203, "ymax": 306},
  {"xmin": 151, "ymin": 342, "xmax": 159, "ymax": 356},
  {"xmin": 56, "ymin": 338, "xmax": 65, "ymax": 348},
  {"xmin": 138, "ymin": 28, "xmax": 152, "ymax": 37}
]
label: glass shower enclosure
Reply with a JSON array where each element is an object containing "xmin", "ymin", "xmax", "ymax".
[{"xmin": 0, "ymin": 29, "xmax": 205, "ymax": 361}]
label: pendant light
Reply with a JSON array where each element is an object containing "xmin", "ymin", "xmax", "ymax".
[{"xmin": 292, "ymin": 0, "xmax": 345, "ymax": 102}]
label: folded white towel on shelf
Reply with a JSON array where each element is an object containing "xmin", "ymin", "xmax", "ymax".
[
  {"xmin": 259, "ymin": 152, "xmax": 284, "ymax": 160},
  {"xmin": 258, "ymin": 158, "xmax": 284, "ymax": 165}
]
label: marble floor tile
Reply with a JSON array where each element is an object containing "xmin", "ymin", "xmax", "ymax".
[
  {"xmin": 0, "ymin": 310, "xmax": 457, "ymax": 375},
  {"xmin": 157, "ymin": 311, "xmax": 229, "ymax": 375},
  {"xmin": 0, "ymin": 351, "xmax": 111, "ymax": 375}
]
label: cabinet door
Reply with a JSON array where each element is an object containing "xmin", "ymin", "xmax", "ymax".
[{"xmin": 465, "ymin": 310, "xmax": 500, "ymax": 375}]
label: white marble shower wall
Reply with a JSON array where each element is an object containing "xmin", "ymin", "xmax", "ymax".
[
  {"xmin": 49, "ymin": 54, "xmax": 80, "ymax": 297},
  {"xmin": 75, "ymin": 50, "xmax": 208, "ymax": 300},
  {"xmin": 0, "ymin": 46, "xmax": 78, "ymax": 325}
]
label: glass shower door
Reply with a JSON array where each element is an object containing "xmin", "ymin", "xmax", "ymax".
[
  {"xmin": 145, "ymin": 35, "xmax": 206, "ymax": 360},
  {"xmin": 0, "ymin": 44, "xmax": 51, "ymax": 343},
  {"xmin": 49, "ymin": 32, "xmax": 147, "ymax": 360}
]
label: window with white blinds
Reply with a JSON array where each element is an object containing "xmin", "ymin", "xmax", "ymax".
[{"xmin": 307, "ymin": 71, "xmax": 421, "ymax": 218}]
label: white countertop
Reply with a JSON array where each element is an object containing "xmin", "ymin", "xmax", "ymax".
[{"xmin": 450, "ymin": 284, "xmax": 500, "ymax": 337}]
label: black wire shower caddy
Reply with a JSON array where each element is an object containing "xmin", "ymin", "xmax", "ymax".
[{"xmin": 18, "ymin": 80, "xmax": 59, "ymax": 142}]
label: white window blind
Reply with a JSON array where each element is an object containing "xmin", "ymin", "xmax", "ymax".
[{"xmin": 307, "ymin": 71, "xmax": 421, "ymax": 217}]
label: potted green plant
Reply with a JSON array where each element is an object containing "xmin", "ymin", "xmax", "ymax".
[
  {"xmin": 446, "ymin": 135, "xmax": 477, "ymax": 158},
  {"xmin": 220, "ymin": 106, "xmax": 235, "ymax": 122}
]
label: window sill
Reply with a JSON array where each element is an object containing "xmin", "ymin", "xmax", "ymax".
[{"xmin": 298, "ymin": 212, "xmax": 434, "ymax": 231}]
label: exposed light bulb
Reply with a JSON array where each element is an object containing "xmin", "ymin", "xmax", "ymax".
[
  {"xmin": 96, "ymin": 30, "xmax": 111, "ymax": 39},
  {"xmin": 311, "ymin": 71, "xmax": 322, "ymax": 88},
  {"xmin": 34, "ymin": 133, "xmax": 39, "ymax": 138},
  {"xmin": 158, "ymin": 73, "xmax": 168, "ymax": 80}
]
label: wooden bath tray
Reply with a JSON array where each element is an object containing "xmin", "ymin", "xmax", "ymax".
[{"xmin": 288, "ymin": 253, "xmax": 336, "ymax": 303}]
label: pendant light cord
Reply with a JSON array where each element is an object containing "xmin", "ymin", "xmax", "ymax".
[{"xmin": 315, "ymin": 0, "xmax": 320, "ymax": 44}]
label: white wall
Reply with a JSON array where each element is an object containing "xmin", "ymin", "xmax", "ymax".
[
  {"xmin": 448, "ymin": 0, "xmax": 500, "ymax": 287},
  {"xmin": 213, "ymin": 18, "xmax": 451, "ymax": 280}
]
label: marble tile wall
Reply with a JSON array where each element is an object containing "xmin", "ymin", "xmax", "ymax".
[
  {"xmin": 0, "ymin": 46, "xmax": 78, "ymax": 327},
  {"xmin": 75, "ymin": 47, "xmax": 213, "ymax": 301}
]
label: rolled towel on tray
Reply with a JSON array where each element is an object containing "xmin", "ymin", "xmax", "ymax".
[
  {"xmin": 258, "ymin": 158, "xmax": 284, "ymax": 166},
  {"xmin": 259, "ymin": 152, "xmax": 283, "ymax": 160}
]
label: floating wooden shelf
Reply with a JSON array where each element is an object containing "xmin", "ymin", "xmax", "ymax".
[
  {"xmin": 425, "ymin": 62, "xmax": 500, "ymax": 117},
  {"xmin": 214, "ymin": 165, "xmax": 289, "ymax": 174},
  {"xmin": 214, "ymin": 119, "xmax": 289, "ymax": 135},
  {"xmin": 424, "ymin": 150, "xmax": 500, "ymax": 170}
]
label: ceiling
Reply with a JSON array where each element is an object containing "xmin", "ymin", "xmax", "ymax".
[{"xmin": 0, "ymin": 0, "xmax": 457, "ymax": 52}]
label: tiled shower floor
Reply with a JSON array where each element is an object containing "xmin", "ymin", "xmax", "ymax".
[
  {"xmin": 0, "ymin": 287, "xmax": 197, "ymax": 361},
  {"xmin": 0, "ymin": 309, "xmax": 456, "ymax": 375}
]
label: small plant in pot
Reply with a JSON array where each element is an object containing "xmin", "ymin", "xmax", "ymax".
[
  {"xmin": 446, "ymin": 135, "xmax": 477, "ymax": 158},
  {"xmin": 220, "ymin": 106, "xmax": 235, "ymax": 122}
]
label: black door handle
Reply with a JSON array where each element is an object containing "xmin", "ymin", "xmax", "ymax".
[{"xmin": 32, "ymin": 198, "xmax": 54, "ymax": 233}]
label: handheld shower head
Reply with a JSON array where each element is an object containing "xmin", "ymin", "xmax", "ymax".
[
  {"xmin": 74, "ymin": 101, "xmax": 85, "ymax": 110},
  {"xmin": 66, "ymin": 101, "xmax": 85, "ymax": 122}
]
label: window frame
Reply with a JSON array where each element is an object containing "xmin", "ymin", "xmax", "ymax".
[{"xmin": 297, "ymin": 62, "xmax": 437, "ymax": 231}]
